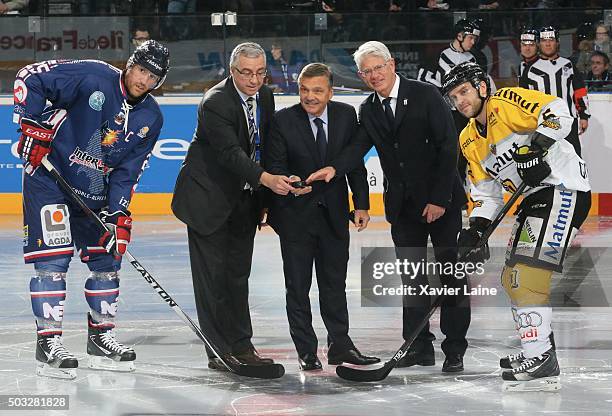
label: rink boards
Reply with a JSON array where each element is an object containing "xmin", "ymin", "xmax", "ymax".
[{"xmin": 1, "ymin": 93, "xmax": 611, "ymax": 215}]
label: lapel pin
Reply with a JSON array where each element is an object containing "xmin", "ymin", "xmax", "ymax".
[{"xmin": 403, "ymin": 99, "xmax": 407, "ymax": 106}]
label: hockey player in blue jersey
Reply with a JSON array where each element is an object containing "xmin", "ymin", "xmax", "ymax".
[{"xmin": 14, "ymin": 40, "xmax": 170, "ymax": 379}]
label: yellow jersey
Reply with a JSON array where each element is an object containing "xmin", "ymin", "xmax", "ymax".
[{"xmin": 459, "ymin": 87, "xmax": 590, "ymax": 220}]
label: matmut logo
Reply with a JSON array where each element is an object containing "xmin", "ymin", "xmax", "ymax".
[
  {"xmin": 484, "ymin": 142, "xmax": 521, "ymax": 178},
  {"xmin": 542, "ymin": 190, "xmax": 574, "ymax": 262},
  {"xmin": 494, "ymin": 89, "xmax": 541, "ymax": 113}
]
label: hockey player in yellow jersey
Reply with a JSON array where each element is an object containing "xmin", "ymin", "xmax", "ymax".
[{"xmin": 442, "ymin": 62, "xmax": 591, "ymax": 392}]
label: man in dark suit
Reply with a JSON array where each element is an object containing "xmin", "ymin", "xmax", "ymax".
[
  {"xmin": 308, "ymin": 41, "xmax": 469, "ymax": 373},
  {"xmin": 172, "ymin": 42, "xmax": 295, "ymax": 371},
  {"xmin": 266, "ymin": 63, "xmax": 380, "ymax": 371}
]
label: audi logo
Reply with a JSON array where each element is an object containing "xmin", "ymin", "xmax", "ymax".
[{"xmin": 512, "ymin": 310, "xmax": 543, "ymax": 328}]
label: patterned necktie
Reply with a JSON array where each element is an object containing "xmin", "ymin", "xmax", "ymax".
[
  {"xmin": 313, "ymin": 117, "xmax": 327, "ymax": 165},
  {"xmin": 246, "ymin": 97, "xmax": 259, "ymax": 163},
  {"xmin": 383, "ymin": 97, "xmax": 395, "ymax": 132}
]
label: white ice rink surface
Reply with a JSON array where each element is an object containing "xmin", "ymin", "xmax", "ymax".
[{"xmin": 1, "ymin": 215, "xmax": 611, "ymax": 416}]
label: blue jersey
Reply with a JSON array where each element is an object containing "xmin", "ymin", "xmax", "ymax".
[{"xmin": 13, "ymin": 59, "xmax": 163, "ymax": 213}]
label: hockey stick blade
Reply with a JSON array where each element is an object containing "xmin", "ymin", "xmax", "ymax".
[
  {"xmin": 40, "ymin": 157, "xmax": 285, "ymax": 380},
  {"xmin": 337, "ymin": 184, "xmax": 527, "ymax": 382},
  {"xmin": 336, "ymin": 294, "xmax": 444, "ymax": 382}
]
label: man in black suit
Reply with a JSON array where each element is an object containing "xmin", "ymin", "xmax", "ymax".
[
  {"xmin": 308, "ymin": 41, "xmax": 469, "ymax": 373},
  {"xmin": 266, "ymin": 63, "xmax": 380, "ymax": 371},
  {"xmin": 172, "ymin": 42, "xmax": 295, "ymax": 371}
]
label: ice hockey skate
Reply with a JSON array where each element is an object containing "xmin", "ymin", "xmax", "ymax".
[
  {"xmin": 500, "ymin": 333, "xmax": 556, "ymax": 369},
  {"xmin": 36, "ymin": 334, "xmax": 78, "ymax": 380},
  {"xmin": 87, "ymin": 313, "xmax": 136, "ymax": 372},
  {"xmin": 502, "ymin": 348, "xmax": 561, "ymax": 392}
]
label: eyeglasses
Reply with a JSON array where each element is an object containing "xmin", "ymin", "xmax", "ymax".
[
  {"xmin": 234, "ymin": 67, "xmax": 267, "ymax": 80},
  {"xmin": 357, "ymin": 61, "xmax": 390, "ymax": 78}
]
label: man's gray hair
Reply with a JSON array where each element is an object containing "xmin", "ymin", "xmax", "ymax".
[
  {"xmin": 230, "ymin": 42, "xmax": 266, "ymax": 68},
  {"xmin": 353, "ymin": 41, "xmax": 392, "ymax": 69}
]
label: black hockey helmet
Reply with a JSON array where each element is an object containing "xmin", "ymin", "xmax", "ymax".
[
  {"xmin": 539, "ymin": 25, "xmax": 559, "ymax": 42},
  {"xmin": 520, "ymin": 28, "xmax": 539, "ymax": 44},
  {"xmin": 454, "ymin": 18, "xmax": 481, "ymax": 37},
  {"xmin": 442, "ymin": 61, "xmax": 490, "ymax": 105},
  {"xmin": 127, "ymin": 40, "xmax": 170, "ymax": 89}
]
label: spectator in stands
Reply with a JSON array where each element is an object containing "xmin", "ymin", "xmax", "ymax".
[
  {"xmin": 571, "ymin": 22, "xmax": 595, "ymax": 74},
  {"xmin": 585, "ymin": 50, "xmax": 611, "ymax": 90},
  {"xmin": 132, "ymin": 28, "xmax": 151, "ymax": 49},
  {"xmin": 0, "ymin": 0, "xmax": 28, "ymax": 13},
  {"xmin": 266, "ymin": 42, "xmax": 301, "ymax": 94},
  {"xmin": 593, "ymin": 22, "xmax": 611, "ymax": 59}
]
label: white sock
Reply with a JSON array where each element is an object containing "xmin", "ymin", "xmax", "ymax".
[{"xmin": 512, "ymin": 306, "xmax": 552, "ymax": 358}]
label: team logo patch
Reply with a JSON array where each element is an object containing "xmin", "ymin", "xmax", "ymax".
[
  {"xmin": 515, "ymin": 216, "xmax": 543, "ymax": 258},
  {"xmin": 102, "ymin": 129, "xmax": 120, "ymax": 147},
  {"xmin": 490, "ymin": 144, "xmax": 497, "ymax": 155},
  {"xmin": 88, "ymin": 91, "xmax": 105, "ymax": 111},
  {"xmin": 39, "ymin": 204, "xmax": 72, "ymax": 247},
  {"xmin": 541, "ymin": 108, "xmax": 561, "ymax": 130},
  {"xmin": 488, "ymin": 112, "xmax": 497, "ymax": 127},
  {"xmin": 137, "ymin": 126, "xmax": 149, "ymax": 138},
  {"xmin": 14, "ymin": 79, "xmax": 28, "ymax": 104},
  {"xmin": 114, "ymin": 112, "xmax": 125, "ymax": 125}
]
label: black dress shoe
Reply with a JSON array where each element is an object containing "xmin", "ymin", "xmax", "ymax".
[
  {"xmin": 396, "ymin": 343, "xmax": 435, "ymax": 368},
  {"xmin": 234, "ymin": 348, "xmax": 274, "ymax": 365},
  {"xmin": 298, "ymin": 353, "xmax": 322, "ymax": 371},
  {"xmin": 442, "ymin": 354, "xmax": 464, "ymax": 373},
  {"xmin": 328, "ymin": 348, "xmax": 380, "ymax": 366}
]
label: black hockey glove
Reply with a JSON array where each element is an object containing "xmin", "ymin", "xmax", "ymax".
[
  {"xmin": 457, "ymin": 217, "xmax": 491, "ymax": 263},
  {"xmin": 513, "ymin": 144, "xmax": 552, "ymax": 188}
]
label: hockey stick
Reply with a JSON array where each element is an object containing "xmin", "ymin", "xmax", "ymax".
[
  {"xmin": 40, "ymin": 157, "xmax": 285, "ymax": 380},
  {"xmin": 336, "ymin": 182, "xmax": 527, "ymax": 382}
]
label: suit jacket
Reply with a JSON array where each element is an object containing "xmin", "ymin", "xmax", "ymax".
[
  {"xmin": 171, "ymin": 78, "xmax": 275, "ymax": 235},
  {"xmin": 266, "ymin": 101, "xmax": 369, "ymax": 239},
  {"xmin": 332, "ymin": 75, "xmax": 466, "ymax": 224}
]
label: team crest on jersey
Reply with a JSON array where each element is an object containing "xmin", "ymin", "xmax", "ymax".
[
  {"xmin": 40, "ymin": 204, "xmax": 72, "ymax": 247},
  {"xmin": 137, "ymin": 126, "xmax": 149, "ymax": 138},
  {"xmin": 490, "ymin": 144, "xmax": 497, "ymax": 155},
  {"xmin": 488, "ymin": 112, "xmax": 497, "ymax": 127},
  {"xmin": 100, "ymin": 120, "xmax": 120, "ymax": 147},
  {"xmin": 89, "ymin": 91, "xmax": 105, "ymax": 111},
  {"xmin": 102, "ymin": 129, "xmax": 120, "ymax": 147},
  {"xmin": 114, "ymin": 112, "xmax": 125, "ymax": 125},
  {"xmin": 541, "ymin": 108, "xmax": 561, "ymax": 130},
  {"xmin": 14, "ymin": 79, "xmax": 28, "ymax": 104}
]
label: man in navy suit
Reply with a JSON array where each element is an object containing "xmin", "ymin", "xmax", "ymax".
[
  {"xmin": 308, "ymin": 42, "xmax": 469, "ymax": 373},
  {"xmin": 266, "ymin": 63, "xmax": 380, "ymax": 371}
]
